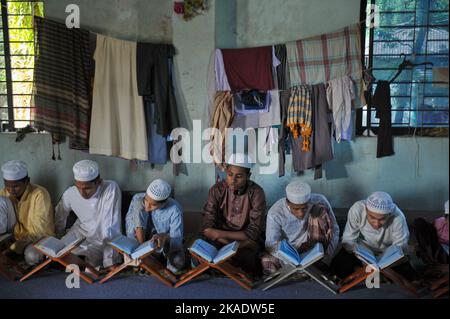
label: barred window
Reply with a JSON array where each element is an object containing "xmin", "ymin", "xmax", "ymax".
[
  {"xmin": 0, "ymin": 0, "xmax": 43, "ymax": 132},
  {"xmin": 360, "ymin": 0, "xmax": 449, "ymax": 135}
]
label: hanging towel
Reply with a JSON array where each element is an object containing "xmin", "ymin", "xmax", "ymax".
[
  {"xmin": 89, "ymin": 35, "xmax": 148, "ymax": 161},
  {"xmin": 326, "ymin": 75, "xmax": 355, "ymax": 142},
  {"xmin": 286, "ymin": 24, "xmax": 365, "ymax": 108},
  {"xmin": 210, "ymin": 91, "xmax": 235, "ymax": 163},
  {"xmin": 32, "ymin": 17, "xmax": 92, "ymax": 150},
  {"xmin": 286, "ymin": 85, "xmax": 313, "ymax": 151},
  {"xmin": 221, "ymin": 46, "xmax": 274, "ymax": 91}
]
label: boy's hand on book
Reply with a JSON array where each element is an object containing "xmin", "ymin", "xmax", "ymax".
[
  {"xmin": 203, "ymin": 228, "xmax": 222, "ymax": 241},
  {"xmin": 217, "ymin": 238, "xmax": 231, "ymax": 245},
  {"xmin": 150, "ymin": 234, "xmax": 169, "ymax": 249}
]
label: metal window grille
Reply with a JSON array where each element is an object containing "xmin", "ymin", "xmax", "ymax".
[
  {"xmin": 1, "ymin": 0, "xmax": 42, "ymax": 132},
  {"xmin": 358, "ymin": 0, "xmax": 449, "ymax": 136}
]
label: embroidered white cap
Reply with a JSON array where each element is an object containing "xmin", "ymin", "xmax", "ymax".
[
  {"xmin": 1, "ymin": 160, "xmax": 28, "ymax": 181},
  {"xmin": 366, "ymin": 191, "xmax": 395, "ymax": 215},
  {"xmin": 147, "ymin": 179, "xmax": 171, "ymax": 201},
  {"xmin": 285, "ymin": 181, "xmax": 311, "ymax": 205},
  {"xmin": 226, "ymin": 153, "xmax": 254, "ymax": 169},
  {"xmin": 445, "ymin": 200, "xmax": 449, "ymax": 215},
  {"xmin": 73, "ymin": 160, "xmax": 99, "ymax": 182}
]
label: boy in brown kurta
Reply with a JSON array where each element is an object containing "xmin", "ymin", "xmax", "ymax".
[{"xmin": 202, "ymin": 153, "xmax": 266, "ymax": 277}]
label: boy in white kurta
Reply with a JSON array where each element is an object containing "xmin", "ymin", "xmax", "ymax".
[
  {"xmin": 331, "ymin": 191, "xmax": 412, "ymax": 279},
  {"xmin": 55, "ymin": 160, "xmax": 122, "ymax": 269},
  {"xmin": 262, "ymin": 181, "xmax": 340, "ymax": 275}
]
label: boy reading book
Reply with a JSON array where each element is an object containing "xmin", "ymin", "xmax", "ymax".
[
  {"xmin": 125, "ymin": 179, "xmax": 185, "ymax": 273},
  {"xmin": 55, "ymin": 160, "xmax": 121, "ymax": 270},
  {"xmin": 262, "ymin": 181, "xmax": 339, "ymax": 276},
  {"xmin": 202, "ymin": 153, "xmax": 266, "ymax": 278},
  {"xmin": 0, "ymin": 161, "xmax": 55, "ymax": 266},
  {"xmin": 332, "ymin": 191, "xmax": 416, "ymax": 281}
]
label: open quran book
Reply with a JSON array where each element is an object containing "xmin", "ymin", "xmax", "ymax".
[
  {"xmin": 276, "ymin": 240, "xmax": 324, "ymax": 268},
  {"xmin": 354, "ymin": 244, "xmax": 404, "ymax": 270},
  {"xmin": 110, "ymin": 235, "xmax": 156, "ymax": 260},
  {"xmin": 34, "ymin": 233, "xmax": 85, "ymax": 258},
  {"xmin": 189, "ymin": 239, "xmax": 239, "ymax": 264}
]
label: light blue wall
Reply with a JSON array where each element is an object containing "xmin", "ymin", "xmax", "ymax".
[{"xmin": 0, "ymin": 0, "xmax": 447, "ymax": 213}]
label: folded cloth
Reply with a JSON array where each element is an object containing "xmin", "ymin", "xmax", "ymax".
[
  {"xmin": 234, "ymin": 90, "xmax": 271, "ymax": 115},
  {"xmin": 231, "ymin": 90, "xmax": 281, "ymax": 129}
]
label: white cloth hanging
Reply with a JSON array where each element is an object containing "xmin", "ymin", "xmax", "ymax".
[{"xmin": 89, "ymin": 35, "xmax": 148, "ymax": 160}]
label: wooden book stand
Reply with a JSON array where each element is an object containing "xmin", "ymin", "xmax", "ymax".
[
  {"xmin": 174, "ymin": 251, "xmax": 253, "ymax": 290},
  {"xmin": 99, "ymin": 246, "xmax": 177, "ymax": 287},
  {"xmin": 259, "ymin": 262, "xmax": 339, "ymax": 294},
  {"xmin": 0, "ymin": 234, "xmax": 25, "ymax": 281},
  {"xmin": 20, "ymin": 240, "xmax": 100, "ymax": 284},
  {"xmin": 430, "ymin": 274, "xmax": 449, "ymax": 299},
  {"xmin": 339, "ymin": 257, "xmax": 419, "ymax": 297}
]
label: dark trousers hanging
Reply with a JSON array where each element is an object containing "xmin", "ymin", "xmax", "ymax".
[{"xmin": 372, "ymin": 81, "xmax": 394, "ymax": 158}]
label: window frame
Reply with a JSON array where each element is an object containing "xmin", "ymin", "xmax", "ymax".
[
  {"xmin": 1, "ymin": 0, "xmax": 39, "ymax": 133},
  {"xmin": 357, "ymin": 0, "xmax": 449, "ymax": 137}
]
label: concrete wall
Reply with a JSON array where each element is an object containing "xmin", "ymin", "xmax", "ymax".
[
  {"xmin": 43, "ymin": 0, "xmax": 172, "ymax": 43},
  {"xmin": 216, "ymin": 0, "xmax": 361, "ymax": 48},
  {"xmin": 0, "ymin": 0, "xmax": 448, "ymax": 214}
]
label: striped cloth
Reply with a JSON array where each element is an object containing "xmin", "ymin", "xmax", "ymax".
[
  {"xmin": 32, "ymin": 17, "xmax": 92, "ymax": 150},
  {"xmin": 307, "ymin": 204, "xmax": 333, "ymax": 249},
  {"xmin": 286, "ymin": 24, "xmax": 364, "ymax": 108},
  {"xmin": 286, "ymin": 85, "xmax": 312, "ymax": 152},
  {"xmin": 261, "ymin": 252, "xmax": 282, "ymax": 275}
]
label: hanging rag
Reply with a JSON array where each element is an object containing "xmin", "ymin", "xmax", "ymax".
[{"xmin": 286, "ymin": 85, "xmax": 313, "ymax": 151}]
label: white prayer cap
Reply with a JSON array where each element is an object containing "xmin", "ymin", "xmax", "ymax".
[
  {"xmin": 1, "ymin": 160, "xmax": 28, "ymax": 181},
  {"xmin": 285, "ymin": 181, "xmax": 311, "ymax": 205},
  {"xmin": 146, "ymin": 179, "xmax": 171, "ymax": 201},
  {"xmin": 445, "ymin": 200, "xmax": 449, "ymax": 215},
  {"xmin": 73, "ymin": 160, "xmax": 99, "ymax": 182},
  {"xmin": 226, "ymin": 153, "xmax": 254, "ymax": 169},
  {"xmin": 366, "ymin": 191, "xmax": 395, "ymax": 215}
]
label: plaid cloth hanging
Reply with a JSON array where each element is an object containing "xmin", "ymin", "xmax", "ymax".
[
  {"xmin": 286, "ymin": 24, "xmax": 364, "ymax": 108},
  {"xmin": 286, "ymin": 85, "xmax": 312, "ymax": 152}
]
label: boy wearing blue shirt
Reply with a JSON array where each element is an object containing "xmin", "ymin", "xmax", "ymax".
[{"xmin": 125, "ymin": 179, "xmax": 185, "ymax": 273}]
